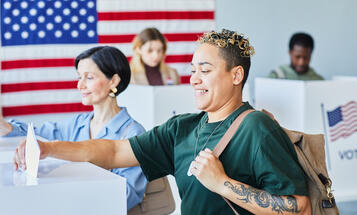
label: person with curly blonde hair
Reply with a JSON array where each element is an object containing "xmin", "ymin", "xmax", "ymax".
[
  {"xmin": 15, "ymin": 29, "xmax": 311, "ymax": 215},
  {"xmin": 130, "ymin": 27, "xmax": 180, "ymax": 85}
]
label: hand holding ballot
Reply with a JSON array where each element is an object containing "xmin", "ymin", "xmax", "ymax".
[{"xmin": 13, "ymin": 124, "xmax": 47, "ymax": 173}]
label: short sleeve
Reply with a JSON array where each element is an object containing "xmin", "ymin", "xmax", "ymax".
[
  {"xmin": 253, "ymin": 128, "xmax": 308, "ymax": 196},
  {"xmin": 129, "ymin": 117, "xmax": 176, "ymax": 181}
]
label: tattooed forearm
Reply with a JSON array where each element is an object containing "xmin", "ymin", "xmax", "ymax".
[{"xmin": 224, "ymin": 181, "xmax": 300, "ymax": 214}]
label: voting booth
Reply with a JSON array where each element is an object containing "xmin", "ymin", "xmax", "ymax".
[
  {"xmin": 0, "ymin": 137, "xmax": 127, "ymax": 215},
  {"xmin": 255, "ymin": 78, "xmax": 357, "ymax": 205},
  {"xmin": 117, "ymin": 84, "xmax": 252, "ymax": 131}
]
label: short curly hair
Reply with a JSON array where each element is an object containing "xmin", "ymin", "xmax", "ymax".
[{"xmin": 198, "ymin": 29, "xmax": 254, "ymax": 89}]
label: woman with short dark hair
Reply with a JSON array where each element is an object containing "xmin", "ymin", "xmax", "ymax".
[{"xmin": 1, "ymin": 46, "xmax": 147, "ymax": 211}]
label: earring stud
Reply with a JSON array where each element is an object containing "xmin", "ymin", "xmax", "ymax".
[{"xmin": 109, "ymin": 88, "xmax": 117, "ymax": 98}]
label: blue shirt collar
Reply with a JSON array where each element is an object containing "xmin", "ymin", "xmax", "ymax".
[
  {"xmin": 76, "ymin": 107, "xmax": 131, "ymax": 139},
  {"xmin": 105, "ymin": 107, "xmax": 131, "ymax": 134}
]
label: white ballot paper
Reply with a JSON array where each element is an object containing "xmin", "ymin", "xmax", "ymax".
[{"xmin": 25, "ymin": 123, "xmax": 40, "ymax": 178}]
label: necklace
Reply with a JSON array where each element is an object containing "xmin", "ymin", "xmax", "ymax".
[
  {"xmin": 187, "ymin": 103, "xmax": 245, "ymax": 176},
  {"xmin": 193, "ymin": 116, "xmax": 226, "ymax": 159},
  {"xmin": 187, "ymin": 115, "xmax": 227, "ymax": 176}
]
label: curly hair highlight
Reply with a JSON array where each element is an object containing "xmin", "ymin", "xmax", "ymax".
[
  {"xmin": 198, "ymin": 29, "xmax": 255, "ymax": 89},
  {"xmin": 199, "ymin": 29, "xmax": 255, "ymax": 57}
]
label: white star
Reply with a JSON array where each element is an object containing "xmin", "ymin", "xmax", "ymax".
[
  {"xmin": 21, "ymin": 16, "xmax": 28, "ymax": 24},
  {"xmin": 87, "ymin": 30, "xmax": 95, "ymax": 38},
  {"xmin": 38, "ymin": 16, "xmax": 45, "ymax": 23},
  {"xmin": 4, "ymin": 32, "xmax": 12, "ymax": 39},
  {"xmin": 55, "ymin": 15, "xmax": 62, "ymax": 23},
  {"xmin": 71, "ymin": 16, "xmax": 78, "ymax": 23},
  {"xmin": 87, "ymin": 16, "xmax": 95, "ymax": 23},
  {"xmin": 71, "ymin": 2, "xmax": 78, "ymax": 9},
  {"xmin": 21, "ymin": 1, "xmax": 28, "ymax": 9},
  {"xmin": 12, "ymin": 24, "xmax": 20, "ymax": 31},
  {"xmin": 54, "ymin": 1, "xmax": 62, "ymax": 8},
  {"xmin": 71, "ymin": 30, "xmax": 79, "ymax": 38},
  {"xmin": 12, "ymin": 9, "xmax": 20, "ymax": 16},
  {"xmin": 79, "ymin": 9, "xmax": 87, "ymax": 16},
  {"xmin": 4, "ymin": 17, "xmax": 11, "ymax": 24},
  {"xmin": 38, "ymin": 30, "xmax": 45, "ymax": 38},
  {"xmin": 21, "ymin": 31, "xmax": 29, "ymax": 39},
  {"xmin": 87, "ymin": 1, "xmax": 94, "ymax": 8},
  {"xmin": 47, "ymin": 8, "xmax": 54, "ymax": 16},
  {"xmin": 63, "ymin": 8, "xmax": 70, "ymax": 16},
  {"xmin": 79, "ymin": 23, "xmax": 87, "ymax": 30},
  {"xmin": 46, "ymin": 23, "xmax": 54, "ymax": 30},
  {"xmin": 55, "ymin": 30, "xmax": 62, "ymax": 38},
  {"xmin": 3, "ymin": 2, "xmax": 11, "ymax": 10},
  {"xmin": 29, "ymin": 23, "xmax": 37, "ymax": 31},
  {"xmin": 37, "ymin": 1, "xmax": 45, "ymax": 9},
  {"xmin": 63, "ymin": 23, "xmax": 70, "ymax": 30},
  {"xmin": 29, "ymin": 8, "xmax": 37, "ymax": 16}
]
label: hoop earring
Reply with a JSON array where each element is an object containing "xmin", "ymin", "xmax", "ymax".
[{"xmin": 109, "ymin": 88, "xmax": 118, "ymax": 98}]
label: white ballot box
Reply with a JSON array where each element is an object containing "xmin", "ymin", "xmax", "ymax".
[
  {"xmin": 117, "ymin": 84, "xmax": 251, "ymax": 131},
  {"xmin": 255, "ymin": 78, "xmax": 357, "ymax": 204},
  {"xmin": 0, "ymin": 159, "xmax": 127, "ymax": 215}
]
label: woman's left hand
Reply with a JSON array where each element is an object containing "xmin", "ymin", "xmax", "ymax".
[{"xmin": 190, "ymin": 148, "xmax": 228, "ymax": 194}]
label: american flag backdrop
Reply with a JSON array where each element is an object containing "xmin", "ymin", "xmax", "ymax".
[
  {"xmin": 327, "ymin": 101, "xmax": 357, "ymax": 142},
  {"xmin": 0, "ymin": 0, "xmax": 215, "ymax": 118}
]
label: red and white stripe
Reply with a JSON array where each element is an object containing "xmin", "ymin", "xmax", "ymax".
[
  {"xmin": 0, "ymin": 0, "xmax": 215, "ymax": 117},
  {"xmin": 330, "ymin": 101, "xmax": 357, "ymax": 142}
]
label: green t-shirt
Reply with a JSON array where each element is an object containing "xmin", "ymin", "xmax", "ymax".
[
  {"xmin": 129, "ymin": 103, "xmax": 308, "ymax": 215},
  {"xmin": 268, "ymin": 65, "xmax": 324, "ymax": 80}
]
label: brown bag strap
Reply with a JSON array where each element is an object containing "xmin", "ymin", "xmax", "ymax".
[
  {"xmin": 212, "ymin": 109, "xmax": 255, "ymax": 215},
  {"xmin": 213, "ymin": 109, "xmax": 255, "ymax": 157}
]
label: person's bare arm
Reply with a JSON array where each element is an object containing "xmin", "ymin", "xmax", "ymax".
[
  {"xmin": 219, "ymin": 178, "xmax": 311, "ymax": 214},
  {"xmin": 14, "ymin": 139, "xmax": 139, "ymax": 170},
  {"xmin": 191, "ymin": 148, "xmax": 311, "ymax": 215}
]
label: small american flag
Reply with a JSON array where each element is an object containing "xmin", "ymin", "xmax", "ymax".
[
  {"xmin": 1, "ymin": 0, "xmax": 215, "ymax": 117},
  {"xmin": 327, "ymin": 101, "xmax": 357, "ymax": 142}
]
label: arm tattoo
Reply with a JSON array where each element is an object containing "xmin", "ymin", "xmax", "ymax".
[{"xmin": 224, "ymin": 181, "xmax": 300, "ymax": 214}]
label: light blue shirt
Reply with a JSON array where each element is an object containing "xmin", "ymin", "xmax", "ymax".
[{"xmin": 6, "ymin": 107, "xmax": 147, "ymax": 210}]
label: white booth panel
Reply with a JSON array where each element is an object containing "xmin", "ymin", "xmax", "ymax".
[
  {"xmin": 255, "ymin": 78, "xmax": 306, "ymax": 131},
  {"xmin": 117, "ymin": 85, "xmax": 197, "ymax": 131},
  {"xmin": 255, "ymin": 78, "xmax": 357, "ymax": 203}
]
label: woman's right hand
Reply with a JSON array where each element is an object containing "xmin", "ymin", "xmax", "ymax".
[
  {"xmin": 13, "ymin": 139, "xmax": 48, "ymax": 171},
  {"xmin": 13, "ymin": 139, "xmax": 26, "ymax": 170}
]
